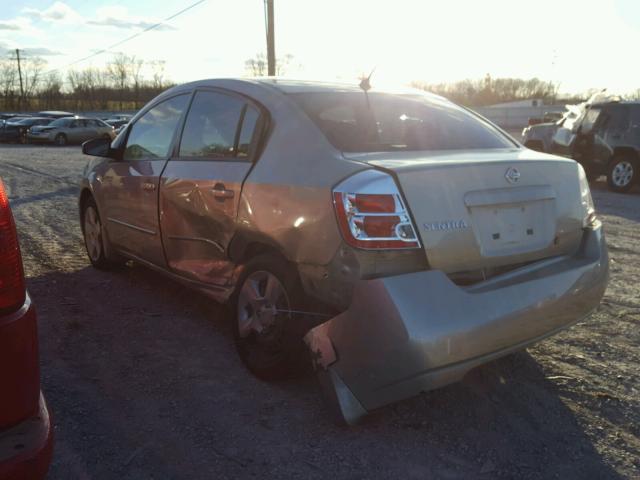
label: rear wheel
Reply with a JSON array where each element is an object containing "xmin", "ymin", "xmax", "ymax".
[
  {"xmin": 81, "ymin": 196, "xmax": 122, "ymax": 269},
  {"xmin": 233, "ymin": 255, "xmax": 312, "ymax": 381},
  {"xmin": 54, "ymin": 134, "xmax": 67, "ymax": 146},
  {"xmin": 607, "ymin": 155, "xmax": 636, "ymax": 193}
]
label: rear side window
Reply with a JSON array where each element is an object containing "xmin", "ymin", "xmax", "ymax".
[
  {"xmin": 237, "ymin": 106, "xmax": 260, "ymax": 158},
  {"xmin": 581, "ymin": 108, "xmax": 601, "ymax": 134},
  {"xmin": 124, "ymin": 94, "xmax": 189, "ymax": 161},
  {"xmin": 179, "ymin": 91, "xmax": 247, "ymax": 159},
  {"xmin": 290, "ymin": 92, "xmax": 514, "ymax": 153}
]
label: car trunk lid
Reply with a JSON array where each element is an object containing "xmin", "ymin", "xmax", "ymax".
[{"xmin": 344, "ymin": 148, "xmax": 585, "ymax": 274}]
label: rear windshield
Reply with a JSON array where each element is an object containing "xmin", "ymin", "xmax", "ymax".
[{"xmin": 290, "ymin": 92, "xmax": 514, "ymax": 152}]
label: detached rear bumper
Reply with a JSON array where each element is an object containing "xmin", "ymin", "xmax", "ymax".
[
  {"xmin": 0, "ymin": 393, "xmax": 53, "ymax": 480},
  {"xmin": 305, "ymin": 223, "xmax": 609, "ymax": 424}
]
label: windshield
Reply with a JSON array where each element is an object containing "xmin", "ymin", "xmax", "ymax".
[
  {"xmin": 291, "ymin": 92, "xmax": 515, "ymax": 153},
  {"xmin": 50, "ymin": 118, "xmax": 73, "ymax": 127}
]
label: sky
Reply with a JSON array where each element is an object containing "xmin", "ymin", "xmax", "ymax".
[{"xmin": 1, "ymin": 0, "xmax": 640, "ymax": 95}]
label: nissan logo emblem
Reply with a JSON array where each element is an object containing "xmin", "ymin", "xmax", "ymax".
[{"xmin": 505, "ymin": 167, "xmax": 521, "ymax": 184}]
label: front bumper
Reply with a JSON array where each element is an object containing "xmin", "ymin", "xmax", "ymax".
[
  {"xmin": 305, "ymin": 223, "xmax": 609, "ymax": 424},
  {"xmin": 0, "ymin": 393, "xmax": 53, "ymax": 480}
]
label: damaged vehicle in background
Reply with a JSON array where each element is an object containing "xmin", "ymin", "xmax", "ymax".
[
  {"xmin": 521, "ymin": 106, "xmax": 580, "ymax": 152},
  {"xmin": 553, "ymin": 100, "xmax": 640, "ymax": 193},
  {"xmin": 0, "ymin": 117, "xmax": 53, "ymax": 144},
  {"xmin": 78, "ymin": 79, "xmax": 609, "ymax": 424}
]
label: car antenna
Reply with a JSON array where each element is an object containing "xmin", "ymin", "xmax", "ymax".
[{"xmin": 359, "ymin": 67, "xmax": 376, "ymax": 108}]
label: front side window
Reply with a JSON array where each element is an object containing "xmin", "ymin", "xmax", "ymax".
[
  {"xmin": 608, "ymin": 106, "xmax": 630, "ymax": 132},
  {"xmin": 291, "ymin": 92, "xmax": 514, "ymax": 153},
  {"xmin": 124, "ymin": 94, "xmax": 189, "ymax": 161},
  {"xmin": 179, "ymin": 91, "xmax": 248, "ymax": 159}
]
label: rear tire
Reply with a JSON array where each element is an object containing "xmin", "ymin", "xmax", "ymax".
[
  {"xmin": 232, "ymin": 254, "xmax": 313, "ymax": 381},
  {"xmin": 81, "ymin": 196, "xmax": 123, "ymax": 270},
  {"xmin": 54, "ymin": 134, "xmax": 67, "ymax": 146},
  {"xmin": 607, "ymin": 154, "xmax": 636, "ymax": 193}
]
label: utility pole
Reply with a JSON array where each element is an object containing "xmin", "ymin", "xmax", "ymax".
[
  {"xmin": 266, "ymin": 0, "xmax": 275, "ymax": 76},
  {"xmin": 15, "ymin": 49, "xmax": 25, "ymax": 110}
]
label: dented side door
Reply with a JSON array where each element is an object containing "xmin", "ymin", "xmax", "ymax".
[{"xmin": 159, "ymin": 88, "xmax": 263, "ymax": 286}]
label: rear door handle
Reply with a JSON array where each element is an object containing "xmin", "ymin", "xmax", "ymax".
[
  {"xmin": 212, "ymin": 184, "xmax": 234, "ymax": 199},
  {"xmin": 142, "ymin": 182, "xmax": 156, "ymax": 191}
]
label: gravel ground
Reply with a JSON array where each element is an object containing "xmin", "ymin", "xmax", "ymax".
[{"xmin": 1, "ymin": 144, "xmax": 638, "ymax": 479}]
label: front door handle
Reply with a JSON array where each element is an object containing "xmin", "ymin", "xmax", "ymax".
[
  {"xmin": 142, "ymin": 182, "xmax": 156, "ymax": 191},
  {"xmin": 212, "ymin": 184, "xmax": 234, "ymax": 200}
]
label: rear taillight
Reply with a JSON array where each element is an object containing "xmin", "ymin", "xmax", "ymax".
[
  {"xmin": 333, "ymin": 170, "xmax": 420, "ymax": 249},
  {"xmin": 0, "ymin": 179, "xmax": 25, "ymax": 314}
]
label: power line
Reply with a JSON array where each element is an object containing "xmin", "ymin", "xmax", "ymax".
[{"xmin": 47, "ymin": 0, "xmax": 207, "ymax": 75}]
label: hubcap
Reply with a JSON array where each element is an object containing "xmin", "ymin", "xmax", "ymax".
[
  {"xmin": 237, "ymin": 271, "xmax": 290, "ymax": 342},
  {"xmin": 84, "ymin": 206, "xmax": 102, "ymax": 262},
  {"xmin": 612, "ymin": 161, "xmax": 634, "ymax": 187}
]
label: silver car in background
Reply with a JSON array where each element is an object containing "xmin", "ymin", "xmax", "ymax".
[
  {"xmin": 78, "ymin": 79, "xmax": 608, "ymax": 424},
  {"xmin": 28, "ymin": 116, "xmax": 115, "ymax": 146}
]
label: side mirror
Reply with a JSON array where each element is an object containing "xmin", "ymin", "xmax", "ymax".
[{"xmin": 82, "ymin": 137, "xmax": 113, "ymax": 158}]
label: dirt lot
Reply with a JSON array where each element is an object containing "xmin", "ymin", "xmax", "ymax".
[{"xmin": 1, "ymin": 144, "xmax": 638, "ymax": 479}]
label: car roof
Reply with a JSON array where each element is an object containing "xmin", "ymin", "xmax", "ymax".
[
  {"xmin": 14, "ymin": 116, "xmax": 51, "ymax": 121},
  {"xmin": 38, "ymin": 110, "xmax": 75, "ymax": 115},
  {"xmin": 55, "ymin": 116, "xmax": 98, "ymax": 120},
  {"xmin": 591, "ymin": 101, "xmax": 640, "ymax": 107},
  {"xmin": 172, "ymin": 77, "xmax": 448, "ymax": 101}
]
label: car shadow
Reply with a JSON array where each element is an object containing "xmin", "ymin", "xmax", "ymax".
[
  {"xmin": 30, "ymin": 264, "xmax": 623, "ymax": 479},
  {"xmin": 591, "ymin": 178, "xmax": 640, "ymax": 223}
]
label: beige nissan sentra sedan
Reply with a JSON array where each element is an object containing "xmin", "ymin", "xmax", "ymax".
[{"xmin": 78, "ymin": 78, "xmax": 609, "ymax": 424}]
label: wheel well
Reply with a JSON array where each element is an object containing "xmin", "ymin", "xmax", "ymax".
[
  {"xmin": 236, "ymin": 241, "xmax": 286, "ymax": 265},
  {"xmin": 78, "ymin": 189, "xmax": 93, "ymax": 217},
  {"xmin": 611, "ymin": 147, "xmax": 639, "ymax": 163}
]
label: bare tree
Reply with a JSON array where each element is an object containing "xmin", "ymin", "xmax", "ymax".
[
  {"xmin": 40, "ymin": 71, "xmax": 63, "ymax": 109},
  {"xmin": 108, "ymin": 53, "xmax": 134, "ymax": 109},
  {"xmin": 0, "ymin": 58, "xmax": 17, "ymax": 109},
  {"xmin": 20, "ymin": 56, "xmax": 46, "ymax": 108},
  {"xmin": 245, "ymin": 52, "xmax": 296, "ymax": 77},
  {"xmin": 245, "ymin": 53, "xmax": 267, "ymax": 77},
  {"xmin": 276, "ymin": 53, "xmax": 295, "ymax": 76},
  {"xmin": 149, "ymin": 60, "xmax": 166, "ymax": 89},
  {"xmin": 131, "ymin": 57, "xmax": 144, "ymax": 108},
  {"xmin": 412, "ymin": 76, "xmax": 560, "ymax": 107}
]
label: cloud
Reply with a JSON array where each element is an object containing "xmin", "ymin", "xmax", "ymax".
[
  {"xmin": 0, "ymin": 17, "xmax": 35, "ymax": 32},
  {"xmin": 22, "ymin": 47, "xmax": 62, "ymax": 56},
  {"xmin": 87, "ymin": 6, "xmax": 175, "ymax": 31},
  {"xmin": 0, "ymin": 21, "xmax": 21, "ymax": 31},
  {"xmin": 87, "ymin": 18, "xmax": 174, "ymax": 31},
  {"xmin": 0, "ymin": 42, "xmax": 61, "ymax": 57},
  {"xmin": 22, "ymin": 2, "xmax": 83, "ymax": 24}
]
